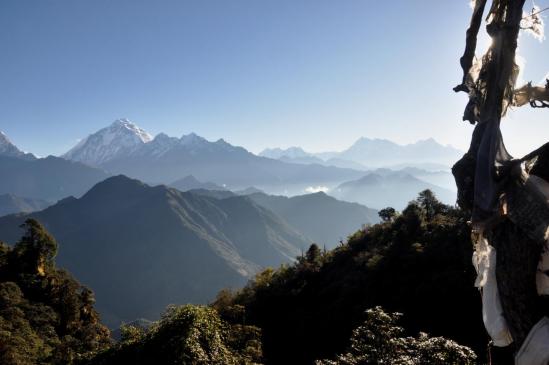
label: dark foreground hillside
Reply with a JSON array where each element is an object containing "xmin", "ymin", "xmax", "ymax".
[
  {"xmin": 0, "ymin": 175, "xmax": 311, "ymax": 327},
  {"xmin": 0, "ymin": 219, "xmax": 110, "ymax": 365},
  {"xmin": 211, "ymin": 190, "xmax": 486, "ymax": 364},
  {"xmin": 82, "ymin": 191, "xmax": 485, "ymax": 364},
  {"xmin": 0, "ymin": 190, "xmax": 484, "ymax": 364}
]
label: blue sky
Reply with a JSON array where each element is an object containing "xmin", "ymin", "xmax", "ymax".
[{"xmin": 0, "ymin": 0, "xmax": 548, "ymax": 157}]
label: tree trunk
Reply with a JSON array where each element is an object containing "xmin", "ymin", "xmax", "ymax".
[{"xmin": 450, "ymin": 1, "xmax": 549, "ymax": 364}]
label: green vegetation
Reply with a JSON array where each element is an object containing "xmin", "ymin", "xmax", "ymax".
[
  {"xmin": 316, "ymin": 307, "xmax": 476, "ymax": 365},
  {"xmin": 0, "ymin": 190, "xmax": 485, "ymax": 365},
  {"xmin": 0, "ymin": 175, "xmax": 312, "ymax": 327},
  {"xmin": 211, "ymin": 190, "xmax": 485, "ymax": 364},
  {"xmin": 377, "ymin": 207, "xmax": 396, "ymax": 222},
  {"xmin": 83, "ymin": 305, "xmax": 262, "ymax": 365},
  {"xmin": 0, "ymin": 219, "xmax": 110, "ymax": 365}
]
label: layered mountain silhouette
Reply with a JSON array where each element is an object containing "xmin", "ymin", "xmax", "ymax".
[
  {"xmin": 331, "ymin": 170, "xmax": 456, "ymax": 209},
  {"xmin": 259, "ymin": 147, "xmax": 312, "ymax": 160},
  {"xmin": 61, "ymin": 120, "xmax": 364, "ymax": 189},
  {"xmin": 0, "ymin": 131, "xmax": 36, "ymax": 160},
  {"xmin": 0, "ymin": 175, "xmax": 310, "ymax": 327},
  {"xmin": 63, "ymin": 119, "xmax": 152, "ymax": 166},
  {"xmin": 337, "ymin": 137, "xmax": 462, "ymax": 167},
  {"xmin": 170, "ymin": 175, "xmax": 224, "ymax": 192},
  {"xmin": 187, "ymin": 188, "xmax": 237, "ymax": 200},
  {"xmin": 0, "ymin": 155, "xmax": 110, "ymax": 201},
  {"xmin": 188, "ymin": 188, "xmax": 379, "ymax": 248},
  {"xmin": 260, "ymin": 146, "xmax": 369, "ymax": 170},
  {"xmin": 0, "ymin": 130, "xmax": 111, "ymax": 201},
  {"xmin": 260, "ymin": 138, "xmax": 463, "ymax": 169},
  {"xmin": 0, "ymin": 193, "xmax": 50, "ymax": 216},
  {"xmin": 235, "ymin": 186, "xmax": 265, "ymax": 195},
  {"xmin": 245, "ymin": 191, "xmax": 379, "ymax": 248},
  {"xmin": 396, "ymin": 167, "xmax": 456, "ymax": 191}
]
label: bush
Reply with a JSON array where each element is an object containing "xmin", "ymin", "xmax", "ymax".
[
  {"xmin": 213, "ymin": 192, "xmax": 484, "ymax": 364},
  {"xmin": 85, "ymin": 304, "xmax": 262, "ymax": 365},
  {"xmin": 316, "ymin": 307, "xmax": 476, "ymax": 365},
  {"xmin": 0, "ymin": 219, "xmax": 110, "ymax": 365}
]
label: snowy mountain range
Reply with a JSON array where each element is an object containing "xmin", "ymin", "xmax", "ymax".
[
  {"xmin": 60, "ymin": 120, "xmax": 365, "ymax": 190},
  {"xmin": 170, "ymin": 175, "xmax": 225, "ymax": 192},
  {"xmin": 63, "ymin": 119, "xmax": 152, "ymax": 166},
  {"xmin": 260, "ymin": 147, "xmax": 313, "ymax": 160},
  {"xmin": 0, "ymin": 130, "xmax": 110, "ymax": 201},
  {"xmin": 62, "ymin": 119, "xmax": 247, "ymax": 167},
  {"xmin": 260, "ymin": 138, "xmax": 463, "ymax": 170},
  {"xmin": 331, "ymin": 170, "xmax": 456, "ymax": 209},
  {"xmin": 0, "ymin": 131, "xmax": 35, "ymax": 160},
  {"xmin": 62, "ymin": 120, "xmax": 462, "ymax": 178},
  {"xmin": 0, "ymin": 120, "xmax": 461, "ymax": 210}
]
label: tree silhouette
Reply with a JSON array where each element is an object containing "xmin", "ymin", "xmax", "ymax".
[
  {"xmin": 453, "ymin": 1, "xmax": 549, "ymax": 363},
  {"xmin": 378, "ymin": 207, "xmax": 396, "ymax": 222},
  {"xmin": 13, "ymin": 218, "xmax": 58, "ymax": 275}
]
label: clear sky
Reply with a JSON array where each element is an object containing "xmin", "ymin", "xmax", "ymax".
[{"xmin": 0, "ymin": 0, "xmax": 548, "ymax": 157}]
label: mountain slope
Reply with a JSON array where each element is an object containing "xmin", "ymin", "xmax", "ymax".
[
  {"xmin": 398, "ymin": 167, "xmax": 456, "ymax": 191},
  {"xmin": 0, "ymin": 131, "xmax": 35, "ymax": 160},
  {"xmin": 247, "ymin": 192, "xmax": 379, "ymax": 248},
  {"xmin": 101, "ymin": 136, "xmax": 364, "ymax": 189},
  {"xmin": 0, "ymin": 155, "xmax": 110, "ymax": 201},
  {"xmin": 0, "ymin": 220, "xmax": 111, "ymax": 363},
  {"xmin": 63, "ymin": 119, "xmax": 152, "ymax": 166},
  {"xmin": 337, "ymin": 137, "xmax": 462, "ymax": 168},
  {"xmin": 260, "ymin": 147, "xmax": 369, "ymax": 170},
  {"xmin": 331, "ymin": 171, "xmax": 455, "ymax": 209},
  {"xmin": 63, "ymin": 121, "xmax": 364, "ymax": 190},
  {"xmin": 212, "ymin": 194, "xmax": 485, "ymax": 364},
  {"xmin": 259, "ymin": 147, "xmax": 311, "ymax": 159},
  {"xmin": 170, "ymin": 175, "xmax": 224, "ymax": 191},
  {"xmin": 0, "ymin": 175, "xmax": 310, "ymax": 327},
  {"xmin": 0, "ymin": 193, "xmax": 50, "ymax": 216},
  {"xmin": 187, "ymin": 188, "xmax": 237, "ymax": 200},
  {"xmin": 261, "ymin": 138, "xmax": 463, "ymax": 170}
]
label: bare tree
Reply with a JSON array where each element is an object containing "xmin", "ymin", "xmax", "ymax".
[{"xmin": 454, "ymin": 1, "xmax": 549, "ymax": 364}]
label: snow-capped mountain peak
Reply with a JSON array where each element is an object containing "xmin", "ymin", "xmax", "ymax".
[
  {"xmin": 62, "ymin": 119, "xmax": 250, "ymax": 171},
  {"xmin": 0, "ymin": 131, "xmax": 10, "ymax": 145},
  {"xmin": 111, "ymin": 118, "xmax": 152, "ymax": 143},
  {"xmin": 0, "ymin": 131, "xmax": 30, "ymax": 159},
  {"xmin": 180, "ymin": 132, "xmax": 207, "ymax": 146},
  {"xmin": 141, "ymin": 133, "xmax": 180, "ymax": 157},
  {"xmin": 259, "ymin": 146, "xmax": 311, "ymax": 159},
  {"xmin": 63, "ymin": 119, "xmax": 153, "ymax": 166}
]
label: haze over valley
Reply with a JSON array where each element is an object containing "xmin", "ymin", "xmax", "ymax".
[
  {"xmin": 1, "ymin": 119, "xmax": 459, "ymax": 204},
  {"xmin": 0, "ymin": 118, "xmax": 461, "ymax": 326},
  {"xmin": 2, "ymin": 1, "xmax": 526, "ymax": 363}
]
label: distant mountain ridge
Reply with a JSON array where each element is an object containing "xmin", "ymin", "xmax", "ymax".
[
  {"xmin": 0, "ymin": 131, "xmax": 35, "ymax": 160},
  {"xmin": 331, "ymin": 170, "xmax": 455, "ymax": 209},
  {"xmin": 63, "ymin": 119, "xmax": 152, "ymax": 166},
  {"xmin": 170, "ymin": 175, "xmax": 225, "ymax": 192},
  {"xmin": 61, "ymin": 120, "xmax": 365, "ymax": 191},
  {"xmin": 2, "ymin": 122, "xmax": 458, "ymax": 209},
  {"xmin": 339, "ymin": 137, "xmax": 462, "ymax": 167},
  {"xmin": 188, "ymin": 187, "xmax": 379, "ymax": 248},
  {"xmin": 260, "ymin": 138, "xmax": 463, "ymax": 169},
  {"xmin": 246, "ymin": 191, "xmax": 379, "ymax": 248},
  {"xmin": 260, "ymin": 146, "xmax": 368, "ymax": 170},
  {"xmin": 0, "ymin": 155, "xmax": 110, "ymax": 201},
  {"xmin": 0, "ymin": 175, "xmax": 311, "ymax": 326},
  {"xmin": 0, "ymin": 193, "xmax": 50, "ymax": 216},
  {"xmin": 260, "ymin": 147, "xmax": 311, "ymax": 160},
  {"xmin": 0, "ymin": 131, "xmax": 112, "ymax": 202}
]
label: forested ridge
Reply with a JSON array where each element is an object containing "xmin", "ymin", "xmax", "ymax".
[
  {"xmin": 0, "ymin": 191, "xmax": 485, "ymax": 364},
  {"xmin": 0, "ymin": 219, "xmax": 110, "ymax": 364},
  {"xmin": 211, "ymin": 190, "xmax": 485, "ymax": 364}
]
